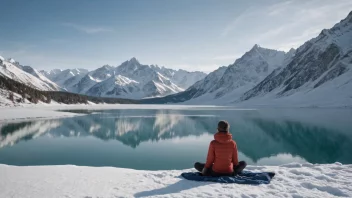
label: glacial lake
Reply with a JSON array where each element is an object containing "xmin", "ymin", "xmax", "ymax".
[{"xmin": 0, "ymin": 108, "xmax": 352, "ymax": 170}]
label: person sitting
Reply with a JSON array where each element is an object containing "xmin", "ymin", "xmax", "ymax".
[{"xmin": 194, "ymin": 120, "xmax": 247, "ymax": 176}]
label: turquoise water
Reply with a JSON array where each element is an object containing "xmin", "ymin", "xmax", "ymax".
[{"xmin": 0, "ymin": 108, "xmax": 352, "ymax": 170}]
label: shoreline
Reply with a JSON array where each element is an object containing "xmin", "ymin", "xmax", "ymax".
[
  {"xmin": 0, "ymin": 104, "xmax": 234, "ymax": 122},
  {"xmin": 1, "ymin": 103, "xmax": 351, "ymax": 122}
]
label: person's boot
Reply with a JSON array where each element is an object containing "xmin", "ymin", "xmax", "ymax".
[{"xmin": 268, "ymin": 172, "xmax": 275, "ymax": 179}]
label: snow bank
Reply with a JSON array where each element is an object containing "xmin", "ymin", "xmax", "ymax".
[
  {"xmin": 0, "ymin": 163, "xmax": 351, "ymax": 198},
  {"xmin": 0, "ymin": 104, "xmax": 227, "ymax": 122},
  {"xmin": 0, "ymin": 107, "xmax": 79, "ymax": 122}
]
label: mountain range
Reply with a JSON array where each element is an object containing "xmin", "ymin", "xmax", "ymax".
[
  {"xmin": 1, "ymin": 11, "xmax": 351, "ymax": 107},
  {"xmin": 144, "ymin": 45, "xmax": 296, "ymax": 104},
  {"xmin": 239, "ymin": 11, "xmax": 352, "ymax": 107},
  {"xmin": 38, "ymin": 58, "xmax": 206, "ymax": 99},
  {"xmin": 144, "ymin": 11, "xmax": 352, "ymax": 107},
  {"xmin": 0, "ymin": 56, "xmax": 206, "ymax": 100}
]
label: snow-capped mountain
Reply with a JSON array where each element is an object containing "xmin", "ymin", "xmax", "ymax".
[
  {"xmin": 210, "ymin": 45, "xmax": 293, "ymax": 100},
  {"xmin": 22, "ymin": 66, "xmax": 62, "ymax": 91},
  {"xmin": 147, "ymin": 12, "xmax": 352, "ymax": 107},
  {"xmin": 240, "ymin": 11, "xmax": 352, "ymax": 107},
  {"xmin": 40, "ymin": 68, "xmax": 88, "ymax": 91},
  {"xmin": 42, "ymin": 58, "xmax": 206, "ymax": 99},
  {"xmin": 0, "ymin": 57, "xmax": 61, "ymax": 91},
  {"xmin": 85, "ymin": 58, "xmax": 185, "ymax": 98},
  {"xmin": 1, "ymin": 54, "xmax": 205, "ymax": 100},
  {"xmin": 188, "ymin": 66, "xmax": 228, "ymax": 98},
  {"xmin": 73, "ymin": 65, "xmax": 114, "ymax": 93},
  {"xmin": 149, "ymin": 66, "xmax": 206, "ymax": 89},
  {"xmin": 143, "ymin": 66, "xmax": 228, "ymax": 103},
  {"xmin": 145, "ymin": 45, "xmax": 295, "ymax": 104},
  {"xmin": 170, "ymin": 69, "xmax": 207, "ymax": 90}
]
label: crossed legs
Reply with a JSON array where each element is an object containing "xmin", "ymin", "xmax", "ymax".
[{"xmin": 194, "ymin": 161, "xmax": 247, "ymax": 176}]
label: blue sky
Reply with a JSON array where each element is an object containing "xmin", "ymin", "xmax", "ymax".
[{"xmin": 1, "ymin": 0, "xmax": 351, "ymax": 72}]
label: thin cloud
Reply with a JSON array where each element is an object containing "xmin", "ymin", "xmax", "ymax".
[
  {"xmin": 221, "ymin": 0, "xmax": 352, "ymax": 51},
  {"xmin": 212, "ymin": 55, "xmax": 240, "ymax": 61},
  {"xmin": 62, "ymin": 23, "xmax": 113, "ymax": 34},
  {"xmin": 267, "ymin": 0, "xmax": 293, "ymax": 16},
  {"xmin": 221, "ymin": 7, "xmax": 253, "ymax": 37}
]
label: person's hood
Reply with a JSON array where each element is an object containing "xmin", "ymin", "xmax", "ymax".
[{"xmin": 214, "ymin": 132, "xmax": 233, "ymax": 143}]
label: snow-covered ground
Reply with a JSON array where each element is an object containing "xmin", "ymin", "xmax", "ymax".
[
  {"xmin": 0, "ymin": 163, "xmax": 351, "ymax": 198},
  {"xmin": 0, "ymin": 107, "xmax": 80, "ymax": 122}
]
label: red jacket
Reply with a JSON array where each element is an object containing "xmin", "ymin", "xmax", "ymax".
[{"xmin": 205, "ymin": 132, "xmax": 238, "ymax": 173}]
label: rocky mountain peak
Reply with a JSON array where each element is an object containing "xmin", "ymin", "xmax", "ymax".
[
  {"xmin": 247, "ymin": 44, "xmax": 261, "ymax": 54},
  {"xmin": 118, "ymin": 57, "xmax": 142, "ymax": 71},
  {"xmin": 100, "ymin": 64, "xmax": 114, "ymax": 70},
  {"xmin": 288, "ymin": 48, "xmax": 296, "ymax": 54},
  {"xmin": 127, "ymin": 57, "xmax": 140, "ymax": 64},
  {"xmin": 7, "ymin": 58, "xmax": 16, "ymax": 63}
]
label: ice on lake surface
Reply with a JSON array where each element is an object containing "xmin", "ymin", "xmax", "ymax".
[{"xmin": 0, "ymin": 108, "xmax": 352, "ymax": 170}]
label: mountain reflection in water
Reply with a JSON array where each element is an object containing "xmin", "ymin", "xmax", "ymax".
[{"xmin": 1, "ymin": 109, "xmax": 351, "ymax": 169}]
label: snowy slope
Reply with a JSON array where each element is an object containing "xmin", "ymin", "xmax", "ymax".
[
  {"xmin": 73, "ymin": 65, "xmax": 114, "ymax": 93},
  {"xmin": 143, "ymin": 66, "xmax": 228, "ymax": 103},
  {"xmin": 0, "ymin": 58, "xmax": 60, "ymax": 91},
  {"xmin": 1, "ymin": 163, "xmax": 352, "ymax": 198},
  {"xmin": 22, "ymin": 66, "xmax": 61, "ymax": 91},
  {"xmin": 42, "ymin": 68, "xmax": 89, "ymax": 83},
  {"xmin": 86, "ymin": 75, "xmax": 141, "ymax": 98},
  {"xmin": 170, "ymin": 69, "xmax": 207, "ymax": 89},
  {"xmin": 240, "ymin": 11, "xmax": 352, "ymax": 106},
  {"xmin": 150, "ymin": 65, "xmax": 207, "ymax": 89},
  {"xmin": 147, "ymin": 46, "xmax": 294, "ymax": 104},
  {"xmin": 41, "ymin": 68, "xmax": 88, "ymax": 91},
  {"xmin": 190, "ymin": 66, "xmax": 228, "ymax": 98},
  {"xmin": 238, "ymin": 68, "xmax": 352, "ymax": 108},
  {"xmin": 210, "ymin": 45, "xmax": 291, "ymax": 100},
  {"xmin": 188, "ymin": 46, "xmax": 295, "ymax": 104}
]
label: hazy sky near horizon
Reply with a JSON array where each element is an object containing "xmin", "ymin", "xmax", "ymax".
[{"xmin": 0, "ymin": 0, "xmax": 351, "ymax": 72}]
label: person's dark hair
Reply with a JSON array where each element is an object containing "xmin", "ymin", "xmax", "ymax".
[{"xmin": 218, "ymin": 120, "xmax": 230, "ymax": 133}]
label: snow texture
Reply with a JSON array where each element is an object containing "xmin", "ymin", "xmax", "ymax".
[
  {"xmin": 21, "ymin": 66, "xmax": 61, "ymax": 91},
  {"xmin": 83, "ymin": 58, "xmax": 186, "ymax": 99},
  {"xmin": 0, "ymin": 58, "xmax": 61, "ymax": 91},
  {"xmin": 40, "ymin": 68, "xmax": 88, "ymax": 91},
  {"xmin": 0, "ymin": 106, "xmax": 79, "ymax": 122},
  {"xmin": 0, "ymin": 163, "xmax": 351, "ymax": 198}
]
